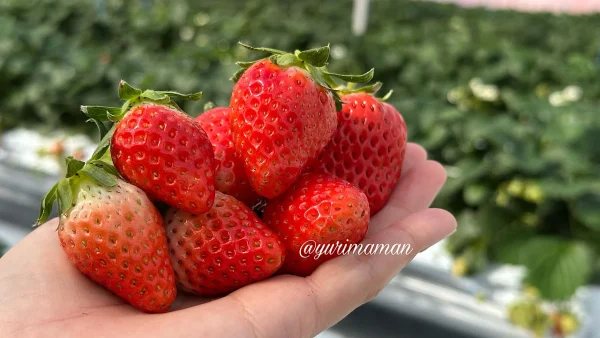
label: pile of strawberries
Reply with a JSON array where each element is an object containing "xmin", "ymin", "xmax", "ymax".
[{"xmin": 37, "ymin": 44, "xmax": 407, "ymax": 313}]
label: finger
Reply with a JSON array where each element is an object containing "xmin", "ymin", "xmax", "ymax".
[
  {"xmin": 170, "ymin": 291, "xmax": 215, "ymax": 311},
  {"xmin": 401, "ymin": 143, "xmax": 428, "ymax": 174},
  {"xmin": 164, "ymin": 208, "xmax": 455, "ymax": 338},
  {"xmin": 370, "ymin": 160, "xmax": 447, "ymax": 233}
]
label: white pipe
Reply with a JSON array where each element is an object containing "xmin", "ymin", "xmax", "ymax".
[{"xmin": 352, "ymin": 0, "xmax": 370, "ymax": 36}]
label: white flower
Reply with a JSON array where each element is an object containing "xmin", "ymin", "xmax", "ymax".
[
  {"xmin": 549, "ymin": 91, "xmax": 565, "ymax": 106},
  {"xmin": 447, "ymin": 89, "xmax": 459, "ymax": 103},
  {"xmin": 179, "ymin": 27, "xmax": 194, "ymax": 42},
  {"xmin": 330, "ymin": 44, "xmax": 347, "ymax": 60},
  {"xmin": 469, "ymin": 78, "xmax": 499, "ymax": 101},
  {"xmin": 562, "ymin": 85, "xmax": 582, "ymax": 102},
  {"xmin": 469, "ymin": 78, "xmax": 483, "ymax": 92},
  {"xmin": 477, "ymin": 86, "xmax": 499, "ymax": 101},
  {"xmin": 194, "ymin": 13, "xmax": 210, "ymax": 26}
]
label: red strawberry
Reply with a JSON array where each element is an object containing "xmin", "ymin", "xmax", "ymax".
[
  {"xmin": 262, "ymin": 173, "xmax": 370, "ymax": 276},
  {"xmin": 230, "ymin": 43, "xmax": 374, "ymax": 198},
  {"xmin": 82, "ymin": 81, "xmax": 215, "ymax": 214},
  {"xmin": 37, "ymin": 157, "xmax": 177, "ymax": 313},
  {"xmin": 310, "ymin": 91, "xmax": 407, "ymax": 214},
  {"xmin": 165, "ymin": 191, "xmax": 285, "ymax": 296},
  {"xmin": 195, "ymin": 107, "xmax": 261, "ymax": 206}
]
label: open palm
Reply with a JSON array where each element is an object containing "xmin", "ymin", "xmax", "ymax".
[{"xmin": 0, "ymin": 143, "xmax": 456, "ymax": 338}]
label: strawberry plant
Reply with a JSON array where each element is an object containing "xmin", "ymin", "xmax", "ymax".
[
  {"xmin": 437, "ymin": 79, "xmax": 600, "ymax": 302},
  {"xmin": 2, "ymin": 0, "xmax": 599, "ymax": 132}
]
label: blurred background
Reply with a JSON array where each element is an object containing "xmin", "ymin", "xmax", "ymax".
[{"xmin": 0, "ymin": 0, "xmax": 599, "ymax": 337}]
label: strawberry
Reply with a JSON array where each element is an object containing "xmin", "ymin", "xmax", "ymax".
[
  {"xmin": 262, "ymin": 173, "xmax": 370, "ymax": 276},
  {"xmin": 310, "ymin": 90, "xmax": 407, "ymax": 214},
  {"xmin": 229, "ymin": 43, "xmax": 374, "ymax": 198},
  {"xmin": 195, "ymin": 106, "xmax": 261, "ymax": 206},
  {"xmin": 37, "ymin": 156, "xmax": 176, "ymax": 313},
  {"xmin": 165, "ymin": 191, "xmax": 285, "ymax": 296},
  {"xmin": 81, "ymin": 81, "xmax": 215, "ymax": 214}
]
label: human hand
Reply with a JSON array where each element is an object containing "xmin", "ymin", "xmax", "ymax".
[{"xmin": 0, "ymin": 143, "xmax": 456, "ymax": 338}]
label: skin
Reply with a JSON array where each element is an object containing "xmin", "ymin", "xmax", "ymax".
[{"xmin": 0, "ymin": 143, "xmax": 456, "ymax": 338}]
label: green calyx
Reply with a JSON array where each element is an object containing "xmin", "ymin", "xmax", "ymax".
[
  {"xmin": 336, "ymin": 81, "xmax": 394, "ymax": 102},
  {"xmin": 80, "ymin": 80, "xmax": 203, "ymax": 124},
  {"xmin": 233, "ymin": 42, "xmax": 375, "ymax": 110},
  {"xmin": 36, "ymin": 150, "xmax": 120, "ymax": 226}
]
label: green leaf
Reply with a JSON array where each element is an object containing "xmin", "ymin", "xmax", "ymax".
[
  {"xmin": 446, "ymin": 210, "xmax": 483, "ymax": 254},
  {"xmin": 88, "ymin": 160, "xmax": 120, "ymax": 177},
  {"xmin": 36, "ymin": 182, "xmax": 58, "ymax": 225},
  {"xmin": 296, "ymin": 44, "xmax": 330, "ymax": 67},
  {"xmin": 80, "ymin": 164, "xmax": 118, "ymax": 187},
  {"xmin": 438, "ymin": 159, "xmax": 492, "ymax": 198},
  {"xmin": 306, "ymin": 64, "xmax": 333, "ymax": 90},
  {"xmin": 108, "ymin": 104, "xmax": 126, "ymax": 122},
  {"xmin": 332, "ymin": 91, "xmax": 343, "ymax": 112},
  {"xmin": 64, "ymin": 156, "xmax": 85, "ymax": 178},
  {"xmin": 271, "ymin": 54, "xmax": 301, "ymax": 67},
  {"xmin": 523, "ymin": 238, "xmax": 594, "ymax": 300},
  {"xmin": 230, "ymin": 68, "xmax": 246, "ymax": 82},
  {"xmin": 91, "ymin": 125, "xmax": 115, "ymax": 161},
  {"xmin": 492, "ymin": 231, "xmax": 534, "ymax": 265},
  {"xmin": 140, "ymin": 90, "xmax": 170, "ymax": 103},
  {"xmin": 238, "ymin": 42, "xmax": 285, "ymax": 55},
  {"xmin": 98, "ymin": 146, "xmax": 113, "ymax": 163},
  {"xmin": 572, "ymin": 193, "xmax": 600, "ymax": 231},
  {"xmin": 80, "ymin": 106, "xmax": 122, "ymax": 122},
  {"xmin": 340, "ymin": 82, "xmax": 383, "ymax": 95},
  {"xmin": 118, "ymin": 80, "xmax": 142, "ymax": 100},
  {"xmin": 365, "ymin": 82, "xmax": 384, "ymax": 94},
  {"xmin": 86, "ymin": 118, "xmax": 109, "ymax": 140},
  {"xmin": 155, "ymin": 90, "xmax": 203, "ymax": 101},
  {"xmin": 236, "ymin": 60, "xmax": 258, "ymax": 69},
  {"xmin": 463, "ymin": 183, "xmax": 490, "ymax": 206},
  {"xmin": 57, "ymin": 178, "xmax": 73, "ymax": 216},
  {"xmin": 380, "ymin": 89, "xmax": 393, "ymax": 101},
  {"xmin": 540, "ymin": 179, "xmax": 600, "ymax": 198},
  {"xmin": 322, "ymin": 73, "xmax": 340, "ymax": 91},
  {"xmin": 322, "ymin": 68, "xmax": 374, "ymax": 84}
]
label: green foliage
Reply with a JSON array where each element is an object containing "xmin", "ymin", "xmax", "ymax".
[
  {"xmin": 444, "ymin": 81, "xmax": 600, "ymax": 300},
  {"xmin": 0, "ymin": 0, "xmax": 599, "ymax": 300}
]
